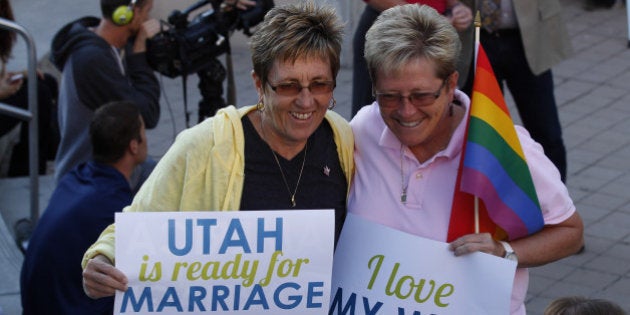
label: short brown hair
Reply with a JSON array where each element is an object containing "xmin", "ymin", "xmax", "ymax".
[
  {"xmin": 90, "ymin": 101, "xmax": 143, "ymax": 164},
  {"xmin": 249, "ymin": 1, "xmax": 343, "ymax": 90}
]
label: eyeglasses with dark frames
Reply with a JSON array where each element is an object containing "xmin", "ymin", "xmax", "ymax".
[
  {"xmin": 267, "ymin": 80, "xmax": 336, "ymax": 96},
  {"xmin": 375, "ymin": 79, "xmax": 448, "ymax": 109}
]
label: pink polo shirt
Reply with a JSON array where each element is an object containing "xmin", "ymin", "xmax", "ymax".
[{"xmin": 348, "ymin": 90, "xmax": 576, "ymax": 315}]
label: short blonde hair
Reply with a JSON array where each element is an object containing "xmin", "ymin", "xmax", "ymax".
[
  {"xmin": 544, "ymin": 296, "xmax": 627, "ymax": 315},
  {"xmin": 364, "ymin": 4, "xmax": 460, "ymax": 84},
  {"xmin": 249, "ymin": 1, "xmax": 343, "ymax": 90}
]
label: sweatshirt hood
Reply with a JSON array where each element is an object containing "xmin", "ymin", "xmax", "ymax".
[{"xmin": 50, "ymin": 16, "xmax": 104, "ymax": 71}]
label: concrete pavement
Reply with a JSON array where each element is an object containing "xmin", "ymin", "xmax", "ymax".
[{"xmin": 2, "ymin": 0, "xmax": 630, "ymax": 314}]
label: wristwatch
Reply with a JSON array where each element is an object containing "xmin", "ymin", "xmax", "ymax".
[{"xmin": 500, "ymin": 241, "xmax": 518, "ymax": 262}]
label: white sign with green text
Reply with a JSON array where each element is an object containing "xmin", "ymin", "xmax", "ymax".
[
  {"xmin": 329, "ymin": 213, "xmax": 516, "ymax": 315},
  {"xmin": 114, "ymin": 210, "xmax": 334, "ymax": 314}
]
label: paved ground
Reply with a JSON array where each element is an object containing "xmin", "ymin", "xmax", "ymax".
[{"xmin": 2, "ymin": 0, "xmax": 630, "ymax": 314}]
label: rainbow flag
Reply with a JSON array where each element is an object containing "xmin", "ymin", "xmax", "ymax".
[{"xmin": 458, "ymin": 44, "xmax": 544, "ymax": 241}]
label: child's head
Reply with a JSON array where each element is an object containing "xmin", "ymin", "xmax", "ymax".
[{"xmin": 544, "ymin": 296, "xmax": 626, "ymax": 315}]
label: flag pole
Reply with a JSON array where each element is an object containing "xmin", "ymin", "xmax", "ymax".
[
  {"xmin": 474, "ymin": 11, "xmax": 481, "ymax": 77},
  {"xmin": 473, "ymin": 11, "xmax": 481, "ymax": 234}
]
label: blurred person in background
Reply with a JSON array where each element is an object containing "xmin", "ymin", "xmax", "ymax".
[
  {"xmin": 21, "ymin": 101, "xmax": 147, "ymax": 315},
  {"xmin": 0, "ymin": 0, "xmax": 59, "ymax": 178},
  {"xmin": 50, "ymin": 0, "xmax": 160, "ymax": 191}
]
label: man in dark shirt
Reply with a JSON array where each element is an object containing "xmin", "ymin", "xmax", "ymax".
[{"xmin": 20, "ymin": 101, "xmax": 147, "ymax": 315}]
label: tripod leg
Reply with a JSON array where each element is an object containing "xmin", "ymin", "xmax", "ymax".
[{"xmin": 197, "ymin": 58, "xmax": 227, "ymax": 123}]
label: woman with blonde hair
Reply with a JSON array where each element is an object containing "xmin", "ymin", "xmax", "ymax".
[{"xmin": 348, "ymin": 4, "xmax": 583, "ymax": 314}]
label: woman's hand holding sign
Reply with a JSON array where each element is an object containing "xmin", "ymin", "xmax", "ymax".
[
  {"xmin": 83, "ymin": 254, "xmax": 128, "ymax": 298},
  {"xmin": 448, "ymin": 233, "xmax": 504, "ymax": 258}
]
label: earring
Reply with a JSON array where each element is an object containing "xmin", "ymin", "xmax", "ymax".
[
  {"xmin": 256, "ymin": 101, "xmax": 265, "ymax": 112},
  {"xmin": 449, "ymin": 102, "xmax": 454, "ymax": 117},
  {"xmin": 328, "ymin": 97, "xmax": 337, "ymax": 110}
]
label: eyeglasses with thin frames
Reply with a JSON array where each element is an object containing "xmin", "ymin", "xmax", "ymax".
[
  {"xmin": 267, "ymin": 80, "xmax": 336, "ymax": 97},
  {"xmin": 375, "ymin": 79, "xmax": 448, "ymax": 109}
]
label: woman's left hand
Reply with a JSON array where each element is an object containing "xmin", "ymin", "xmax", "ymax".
[{"xmin": 448, "ymin": 232, "xmax": 503, "ymax": 257}]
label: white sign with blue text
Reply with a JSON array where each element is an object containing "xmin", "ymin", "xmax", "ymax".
[
  {"xmin": 329, "ymin": 213, "xmax": 516, "ymax": 315},
  {"xmin": 114, "ymin": 210, "xmax": 334, "ymax": 314}
]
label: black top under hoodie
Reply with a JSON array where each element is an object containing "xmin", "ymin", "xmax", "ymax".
[{"xmin": 50, "ymin": 17, "xmax": 160, "ymax": 182}]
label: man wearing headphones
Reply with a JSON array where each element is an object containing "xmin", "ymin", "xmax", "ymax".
[{"xmin": 50, "ymin": 0, "xmax": 161, "ymax": 189}]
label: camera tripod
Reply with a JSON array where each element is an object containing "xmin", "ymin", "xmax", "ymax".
[{"xmin": 196, "ymin": 57, "xmax": 227, "ymax": 123}]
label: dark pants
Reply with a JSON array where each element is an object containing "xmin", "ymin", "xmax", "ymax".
[
  {"xmin": 352, "ymin": 6, "xmax": 380, "ymax": 117},
  {"xmin": 480, "ymin": 29, "xmax": 567, "ymax": 181}
]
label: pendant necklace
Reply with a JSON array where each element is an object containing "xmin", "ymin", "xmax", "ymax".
[
  {"xmin": 270, "ymin": 144, "xmax": 307, "ymax": 207},
  {"xmin": 260, "ymin": 118, "xmax": 307, "ymax": 208},
  {"xmin": 400, "ymin": 144, "xmax": 408, "ymax": 203}
]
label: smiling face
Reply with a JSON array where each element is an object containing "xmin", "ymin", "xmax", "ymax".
[
  {"xmin": 253, "ymin": 56, "xmax": 334, "ymax": 153},
  {"xmin": 375, "ymin": 57, "xmax": 458, "ymax": 157}
]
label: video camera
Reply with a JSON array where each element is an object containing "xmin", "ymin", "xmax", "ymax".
[{"xmin": 146, "ymin": 0, "xmax": 273, "ymax": 78}]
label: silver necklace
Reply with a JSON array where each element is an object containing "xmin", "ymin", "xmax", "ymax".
[
  {"xmin": 400, "ymin": 144, "xmax": 408, "ymax": 204},
  {"xmin": 270, "ymin": 143, "xmax": 307, "ymax": 208},
  {"xmin": 260, "ymin": 118, "xmax": 307, "ymax": 208}
]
